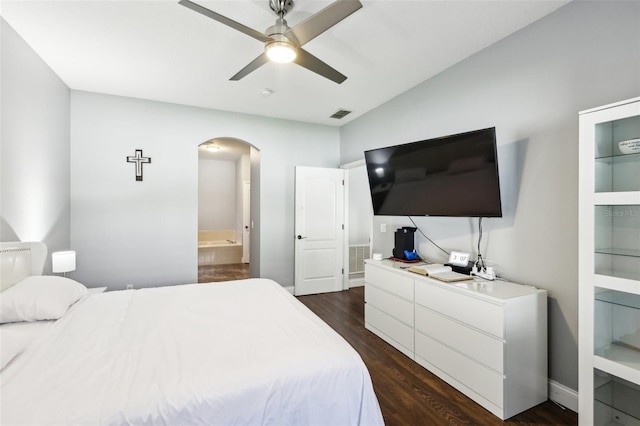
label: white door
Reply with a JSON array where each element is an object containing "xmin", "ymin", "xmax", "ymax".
[
  {"xmin": 242, "ymin": 181, "xmax": 250, "ymax": 263},
  {"xmin": 294, "ymin": 166, "xmax": 345, "ymax": 296}
]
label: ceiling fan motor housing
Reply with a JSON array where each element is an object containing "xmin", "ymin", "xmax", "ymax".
[
  {"xmin": 266, "ymin": 18, "xmax": 299, "ymax": 46},
  {"xmin": 269, "ymin": 0, "xmax": 294, "ymax": 17}
]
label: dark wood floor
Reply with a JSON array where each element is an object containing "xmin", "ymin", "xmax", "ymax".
[
  {"xmin": 297, "ymin": 287, "xmax": 578, "ymax": 426},
  {"xmin": 198, "ymin": 263, "xmax": 250, "ymax": 283}
]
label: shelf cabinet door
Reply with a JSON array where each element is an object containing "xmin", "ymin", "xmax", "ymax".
[{"xmin": 579, "ymin": 97, "xmax": 640, "ymax": 426}]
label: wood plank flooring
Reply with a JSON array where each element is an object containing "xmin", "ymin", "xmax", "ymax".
[
  {"xmin": 297, "ymin": 287, "xmax": 578, "ymax": 426},
  {"xmin": 198, "ymin": 263, "xmax": 250, "ymax": 283}
]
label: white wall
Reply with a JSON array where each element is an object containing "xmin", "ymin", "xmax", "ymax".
[
  {"xmin": 340, "ymin": 1, "xmax": 640, "ymax": 392},
  {"xmin": 0, "ymin": 19, "xmax": 71, "ymax": 273},
  {"xmin": 70, "ymin": 91, "xmax": 340, "ymax": 290},
  {"xmin": 198, "ymin": 158, "xmax": 236, "ymax": 230},
  {"xmin": 348, "ymin": 164, "xmax": 371, "ymax": 246}
]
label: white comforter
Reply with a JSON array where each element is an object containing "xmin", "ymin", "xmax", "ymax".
[{"xmin": 1, "ymin": 279, "xmax": 383, "ymax": 425}]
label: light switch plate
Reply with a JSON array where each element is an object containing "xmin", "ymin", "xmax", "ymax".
[{"xmin": 448, "ymin": 250, "xmax": 470, "ymax": 267}]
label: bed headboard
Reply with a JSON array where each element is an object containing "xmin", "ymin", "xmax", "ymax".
[{"xmin": 0, "ymin": 242, "xmax": 47, "ymax": 292}]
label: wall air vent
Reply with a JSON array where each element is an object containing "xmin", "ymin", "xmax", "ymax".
[{"xmin": 330, "ymin": 109, "xmax": 352, "ymax": 119}]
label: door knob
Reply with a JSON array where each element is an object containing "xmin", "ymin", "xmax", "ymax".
[{"xmin": 297, "ymin": 235, "xmax": 306, "ymax": 240}]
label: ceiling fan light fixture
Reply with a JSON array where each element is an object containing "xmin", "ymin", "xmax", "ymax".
[{"xmin": 265, "ymin": 41, "xmax": 297, "ymax": 63}]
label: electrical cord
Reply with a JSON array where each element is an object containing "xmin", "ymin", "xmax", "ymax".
[
  {"xmin": 407, "ymin": 216, "xmax": 450, "ymax": 257},
  {"xmin": 475, "ymin": 217, "xmax": 487, "ymax": 271}
]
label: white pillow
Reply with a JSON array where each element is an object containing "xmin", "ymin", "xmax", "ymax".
[
  {"xmin": 0, "ymin": 276, "xmax": 87, "ymax": 323},
  {"xmin": 0, "ymin": 328, "xmax": 32, "ymax": 369}
]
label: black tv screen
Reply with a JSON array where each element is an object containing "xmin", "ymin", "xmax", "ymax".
[{"xmin": 364, "ymin": 127, "xmax": 502, "ymax": 217}]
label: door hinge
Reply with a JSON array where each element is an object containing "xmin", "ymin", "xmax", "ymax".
[
  {"xmin": 342, "ymin": 268, "xmax": 344, "ymax": 275},
  {"xmin": 342, "ymin": 179, "xmax": 345, "ymax": 186},
  {"xmin": 342, "ymin": 224, "xmax": 344, "ymax": 230}
]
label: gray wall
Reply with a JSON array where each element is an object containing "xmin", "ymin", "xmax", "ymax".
[
  {"xmin": 70, "ymin": 91, "xmax": 340, "ymax": 290},
  {"xmin": 348, "ymin": 164, "xmax": 372, "ymax": 246},
  {"xmin": 0, "ymin": 19, "xmax": 71, "ymax": 273},
  {"xmin": 340, "ymin": 1, "xmax": 640, "ymax": 392},
  {"xmin": 198, "ymin": 158, "xmax": 237, "ymax": 231}
]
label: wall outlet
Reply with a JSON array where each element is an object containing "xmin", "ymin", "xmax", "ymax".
[
  {"xmin": 126, "ymin": 284, "xmax": 134, "ymax": 290},
  {"xmin": 380, "ymin": 223, "xmax": 387, "ymax": 233}
]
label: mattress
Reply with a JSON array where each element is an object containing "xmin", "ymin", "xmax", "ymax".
[{"xmin": 1, "ymin": 278, "xmax": 383, "ymax": 425}]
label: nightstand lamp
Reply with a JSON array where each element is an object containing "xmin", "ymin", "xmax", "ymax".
[{"xmin": 52, "ymin": 250, "xmax": 76, "ymax": 277}]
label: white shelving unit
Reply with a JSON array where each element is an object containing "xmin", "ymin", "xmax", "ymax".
[{"xmin": 578, "ymin": 97, "xmax": 640, "ymax": 426}]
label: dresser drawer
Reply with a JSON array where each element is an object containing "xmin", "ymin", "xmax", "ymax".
[
  {"xmin": 415, "ymin": 331, "xmax": 504, "ymax": 409},
  {"xmin": 415, "ymin": 280, "xmax": 504, "ymax": 338},
  {"xmin": 415, "ymin": 305, "xmax": 504, "ymax": 373},
  {"xmin": 365, "ymin": 304, "xmax": 414, "ymax": 355},
  {"xmin": 365, "ymin": 263, "xmax": 413, "ymax": 300},
  {"xmin": 366, "ymin": 283, "xmax": 414, "ymax": 327}
]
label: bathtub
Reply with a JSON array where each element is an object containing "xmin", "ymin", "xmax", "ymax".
[{"xmin": 198, "ymin": 230, "xmax": 243, "ymax": 265}]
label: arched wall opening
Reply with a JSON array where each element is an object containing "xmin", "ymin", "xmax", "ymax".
[{"xmin": 197, "ymin": 137, "xmax": 260, "ymax": 282}]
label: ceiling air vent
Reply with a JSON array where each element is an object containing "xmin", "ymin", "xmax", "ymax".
[{"xmin": 330, "ymin": 109, "xmax": 352, "ymax": 119}]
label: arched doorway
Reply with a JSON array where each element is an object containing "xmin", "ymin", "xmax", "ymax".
[{"xmin": 197, "ymin": 137, "xmax": 258, "ymax": 282}]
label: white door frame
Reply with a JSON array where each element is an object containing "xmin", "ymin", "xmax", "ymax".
[
  {"xmin": 242, "ymin": 181, "xmax": 250, "ymax": 263},
  {"xmin": 340, "ymin": 159, "xmax": 373, "ymax": 290}
]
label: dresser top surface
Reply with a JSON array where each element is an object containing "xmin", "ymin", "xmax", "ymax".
[{"xmin": 366, "ymin": 259, "xmax": 546, "ymax": 301}]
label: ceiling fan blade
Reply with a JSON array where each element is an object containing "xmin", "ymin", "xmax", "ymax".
[
  {"xmin": 287, "ymin": 0, "xmax": 362, "ymax": 46},
  {"xmin": 294, "ymin": 48, "xmax": 347, "ymax": 84},
  {"xmin": 179, "ymin": 0, "xmax": 272, "ymax": 43},
  {"xmin": 230, "ymin": 52, "xmax": 270, "ymax": 81}
]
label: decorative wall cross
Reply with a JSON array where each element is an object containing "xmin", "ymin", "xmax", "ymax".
[{"xmin": 126, "ymin": 150, "xmax": 151, "ymax": 181}]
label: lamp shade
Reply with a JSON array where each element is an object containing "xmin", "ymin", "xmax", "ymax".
[{"xmin": 52, "ymin": 251, "xmax": 76, "ymax": 273}]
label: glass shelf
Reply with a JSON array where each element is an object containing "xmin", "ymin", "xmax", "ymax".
[
  {"xmin": 595, "ymin": 248, "xmax": 640, "ymax": 258},
  {"xmin": 594, "ymin": 371, "xmax": 640, "ymax": 426},
  {"xmin": 595, "ymin": 153, "xmax": 640, "ymax": 193},
  {"xmin": 595, "ymin": 115, "xmax": 640, "ymax": 193},
  {"xmin": 595, "ymin": 259, "xmax": 640, "ymax": 282},
  {"xmin": 594, "ymin": 205, "xmax": 640, "ymax": 281},
  {"xmin": 594, "ymin": 347, "xmax": 640, "ymax": 373},
  {"xmin": 596, "ymin": 290, "xmax": 640, "ymax": 310},
  {"xmin": 596, "ymin": 152, "xmax": 640, "ymax": 161},
  {"xmin": 594, "ymin": 289, "xmax": 640, "ymax": 379}
]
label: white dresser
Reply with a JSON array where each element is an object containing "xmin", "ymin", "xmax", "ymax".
[{"xmin": 364, "ymin": 260, "xmax": 548, "ymax": 420}]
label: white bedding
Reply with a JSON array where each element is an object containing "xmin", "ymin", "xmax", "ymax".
[
  {"xmin": 0, "ymin": 278, "xmax": 383, "ymax": 425},
  {"xmin": 0, "ymin": 319, "xmax": 55, "ymax": 339}
]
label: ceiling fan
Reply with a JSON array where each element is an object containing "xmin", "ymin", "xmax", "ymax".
[{"xmin": 178, "ymin": 0, "xmax": 362, "ymax": 84}]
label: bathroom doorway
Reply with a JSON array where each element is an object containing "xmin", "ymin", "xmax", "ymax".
[{"xmin": 197, "ymin": 138, "xmax": 253, "ymax": 282}]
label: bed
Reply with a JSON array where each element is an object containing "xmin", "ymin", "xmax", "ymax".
[{"xmin": 0, "ymin": 242, "xmax": 384, "ymax": 425}]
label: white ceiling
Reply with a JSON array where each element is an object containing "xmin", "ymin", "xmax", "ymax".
[{"xmin": 1, "ymin": 0, "xmax": 569, "ymax": 127}]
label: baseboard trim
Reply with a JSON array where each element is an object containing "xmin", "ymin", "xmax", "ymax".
[
  {"xmin": 349, "ymin": 278, "xmax": 365, "ymax": 288},
  {"xmin": 284, "ymin": 285, "xmax": 294, "ymax": 295},
  {"xmin": 548, "ymin": 379, "xmax": 578, "ymax": 413}
]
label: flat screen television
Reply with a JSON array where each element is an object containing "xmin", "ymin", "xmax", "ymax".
[{"xmin": 364, "ymin": 127, "xmax": 502, "ymax": 217}]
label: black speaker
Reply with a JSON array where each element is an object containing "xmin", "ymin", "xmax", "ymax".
[{"xmin": 392, "ymin": 227, "xmax": 417, "ymax": 259}]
